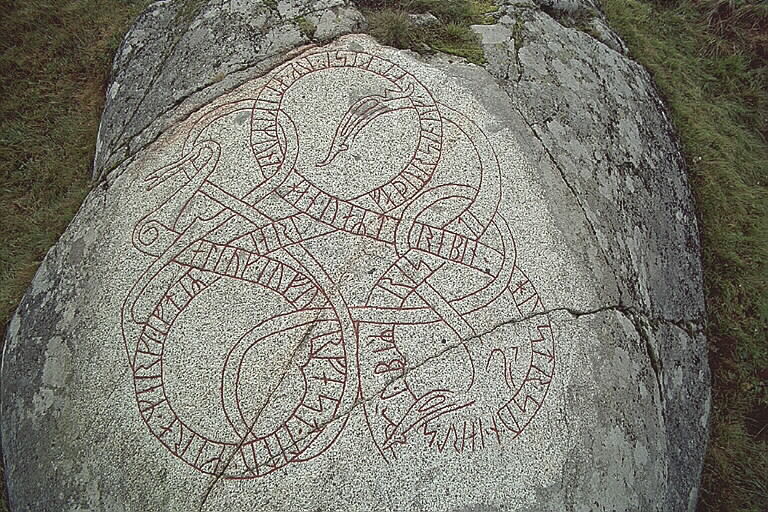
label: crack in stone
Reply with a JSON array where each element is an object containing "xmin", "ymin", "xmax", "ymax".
[
  {"xmin": 547, "ymin": 302, "xmax": 703, "ymax": 418},
  {"xmin": 98, "ymin": 48, "xmax": 284, "ymax": 184},
  {"xmin": 98, "ymin": 3, "xmax": 362, "ymax": 184},
  {"xmin": 616, "ymin": 307, "xmax": 667, "ymax": 422},
  {"xmin": 559, "ymin": 302, "xmax": 704, "ymax": 425},
  {"xmin": 195, "ymin": 306, "xmax": 557, "ymax": 507},
  {"xmin": 518, "ymin": 106, "xmax": 616, "ymax": 275},
  {"xmin": 510, "ymin": 18, "xmax": 526, "ymax": 84},
  {"xmin": 101, "ymin": 4, "xmax": 193, "ymax": 176},
  {"xmin": 198, "ymin": 313, "xmax": 321, "ymax": 510},
  {"xmin": 189, "ymin": 300, "xmax": 699, "ymax": 507},
  {"xmin": 555, "ymin": 303, "xmax": 704, "ymax": 335}
]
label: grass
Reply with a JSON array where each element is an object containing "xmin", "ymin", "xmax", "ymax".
[
  {"xmin": 0, "ymin": 0, "xmax": 765, "ymax": 510},
  {"xmin": 0, "ymin": 0, "xmax": 149, "ymax": 325},
  {"xmin": 358, "ymin": 0, "xmax": 497, "ymax": 64},
  {"xmin": 296, "ymin": 16, "xmax": 317, "ymax": 39},
  {"xmin": 0, "ymin": 0, "xmax": 149, "ymax": 508},
  {"xmin": 601, "ymin": 1, "xmax": 767, "ymax": 510}
]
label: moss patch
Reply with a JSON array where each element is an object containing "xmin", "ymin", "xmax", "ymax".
[
  {"xmin": 296, "ymin": 16, "xmax": 317, "ymax": 39},
  {"xmin": 357, "ymin": 0, "xmax": 497, "ymax": 64}
]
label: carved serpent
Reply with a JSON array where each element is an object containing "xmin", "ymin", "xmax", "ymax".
[{"xmin": 121, "ymin": 50, "xmax": 555, "ymax": 478}]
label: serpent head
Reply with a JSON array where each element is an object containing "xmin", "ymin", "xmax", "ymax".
[{"xmin": 317, "ymin": 83, "xmax": 415, "ymax": 167}]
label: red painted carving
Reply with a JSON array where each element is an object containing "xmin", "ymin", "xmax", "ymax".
[{"xmin": 121, "ymin": 50, "xmax": 556, "ymax": 478}]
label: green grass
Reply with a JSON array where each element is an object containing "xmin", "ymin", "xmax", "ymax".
[
  {"xmin": 296, "ymin": 16, "xmax": 317, "ymax": 39},
  {"xmin": 0, "ymin": 0, "xmax": 149, "ymax": 324},
  {"xmin": 602, "ymin": 1, "xmax": 767, "ymax": 510},
  {"xmin": 358, "ymin": 0, "xmax": 497, "ymax": 64},
  {"xmin": 0, "ymin": 0, "xmax": 148, "ymax": 507}
]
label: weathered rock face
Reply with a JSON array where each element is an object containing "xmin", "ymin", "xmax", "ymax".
[
  {"xmin": 93, "ymin": 0, "xmax": 365, "ymax": 180},
  {"xmin": 1, "ymin": 1, "xmax": 710, "ymax": 511}
]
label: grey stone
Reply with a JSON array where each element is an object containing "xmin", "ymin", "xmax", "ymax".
[
  {"xmin": 408, "ymin": 12, "xmax": 440, "ymax": 27},
  {"xmin": 501, "ymin": 0, "xmax": 627, "ymax": 54},
  {"xmin": 2, "ymin": 1, "xmax": 709, "ymax": 511},
  {"xmin": 473, "ymin": 3, "xmax": 708, "ymax": 510},
  {"xmin": 587, "ymin": 16, "xmax": 629, "ymax": 54},
  {"xmin": 531, "ymin": 0, "xmax": 601, "ymax": 15},
  {"xmin": 92, "ymin": 0, "xmax": 365, "ymax": 181}
]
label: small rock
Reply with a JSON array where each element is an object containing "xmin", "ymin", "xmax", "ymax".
[{"xmin": 408, "ymin": 12, "xmax": 439, "ymax": 27}]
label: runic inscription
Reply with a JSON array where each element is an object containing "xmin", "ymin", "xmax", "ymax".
[{"xmin": 121, "ymin": 49, "xmax": 556, "ymax": 478}]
